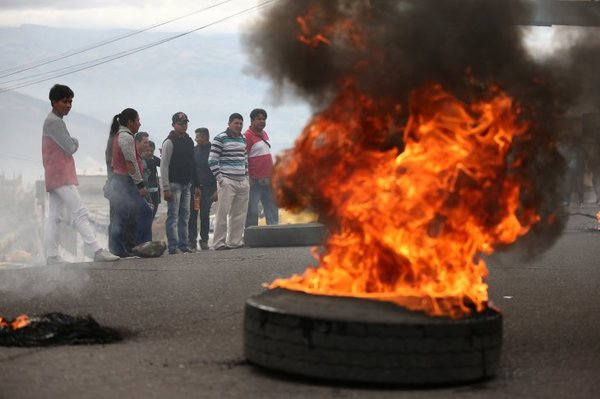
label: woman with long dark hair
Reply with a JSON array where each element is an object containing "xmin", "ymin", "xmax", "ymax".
[{"xmin": 106, "ymin": 108, "xmax": 151, "ymax": 256}]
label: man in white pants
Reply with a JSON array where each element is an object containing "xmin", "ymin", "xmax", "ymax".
[
  {"xmin": 42, "ymin": 84, "xmax": 119, "ymax": 265},
  {"xmin": 208, "ymin": 113, "xmax": 249, "ymax": 250}
]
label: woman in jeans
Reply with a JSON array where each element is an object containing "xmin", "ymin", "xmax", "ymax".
[{"xmin": 105, "ymin": 108, "xmax": 151, "ymax": 256}]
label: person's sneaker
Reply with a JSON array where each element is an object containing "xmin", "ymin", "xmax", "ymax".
[
  {"xmin": 199, "ymin": 241, "xmax": 209, "ymax": 250},
  {"xmin": 228, "ymin": 244, "xmax": 244, "ymax": 249},
  {"xmin": 214, "ymin": 245, "xmax": 230, "ymax": 251},
  {"xmin": 46, "ymin": 256, "xmax": 67, "ymax": 265},
  {"xmin": 180, "ymin": 247, "xmax": 194, "ymax": 253},
  {"xmin": 169, "ymin": 248, "xmax": 182, "ymax": 255},
  {"xmin": 94, "ymin": 248, "xmax": 119, "ymax": 262}
]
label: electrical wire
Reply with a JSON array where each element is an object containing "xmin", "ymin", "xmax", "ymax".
[
  {"xmin": 0, "ymin": 0, "xmax": 277, "ymax": 94},
  {"xmin": 0, "ymin": 0, "xmax": 235, "ymax": 79}
]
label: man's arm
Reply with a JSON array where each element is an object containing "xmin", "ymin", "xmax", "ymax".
[
  {"xmin": 208, "ymin": 135, "xmax": 224, "ymax": 184},
  {"xmin": 45, "ymin": 117, "xmax": 79, "ymax": 155},
  {"xmin": 160, "ymin": 139, "xmax": 173, "ymax": 192}
]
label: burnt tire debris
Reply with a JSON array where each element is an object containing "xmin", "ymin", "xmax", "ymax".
[
  {"xmin": 0, "ymin": 312, "xmax": 122, "ymax": 347},
  {"xmin": 244, "ymin": 223, "xmax": 327, "ymax": 247},
  {"xmin": 244, "ymin": 288, "xmax": 502, "ymax": 385}
]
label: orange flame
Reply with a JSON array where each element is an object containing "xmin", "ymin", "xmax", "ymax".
[
  {"xmin": 271, "ymin": 82, "xmax": 540, "ymax": 318},
  {"xmin": 0, "ymin": 314, "xmax": 31, "ymax": 330},
  {"xmin": 296, "ymin": 5, "xmax": 363, "ymax": 49}
]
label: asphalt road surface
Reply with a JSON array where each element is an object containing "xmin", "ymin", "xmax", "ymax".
[{"xmin": 0, "ymin": 219, "xmax": 599, "ymax": 398}]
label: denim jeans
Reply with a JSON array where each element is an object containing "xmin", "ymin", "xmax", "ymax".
[
  {"xmin": 245, "ymin": 179, "xmax": 279, "ymax": 227},
  {"xmin": 109, "ymin": 175, "xmax": 148, "ymax": 256},
  {"xmin": 166, "ymin": 182, "xmax": 191, "ymax": 251}
]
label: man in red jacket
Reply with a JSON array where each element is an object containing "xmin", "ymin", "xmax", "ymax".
[
  {"xmin": 42, "ymin": 84, "xmax": 119, "ymax": 265},
  {"xmin": 244, "ymin": 108, "xmax": 279, "ymax": 227}
]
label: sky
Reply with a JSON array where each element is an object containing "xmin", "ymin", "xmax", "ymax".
[
  {"xmin": 0, "ymin": 0, "xmax": 265, "ymax": 33},
  {"xmin": 0, "ymin": 0, "xmax": 315, "ymax": 182},
  {"xmin": 0, "ymin": 0, "xmax": 586, "ymax": 183}
]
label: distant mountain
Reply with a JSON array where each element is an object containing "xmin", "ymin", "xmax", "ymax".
[
  {"xmin": 0, "ymin": 90, "xmax": 109, "ymax": 183},
  {"xmin": 0, "ymin": 25, "xmax": 312, "ymax": 183}
]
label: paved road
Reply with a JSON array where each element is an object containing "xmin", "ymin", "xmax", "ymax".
[{"xmin": 0, "ymin": 221, "xmax": 599, "ymax": 398}]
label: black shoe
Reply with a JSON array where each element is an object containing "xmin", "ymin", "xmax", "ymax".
[
  {"xmin": 169, "ymin": 248, "xmax": 182, "ymax": 255},
  {"xmin": 214, "ymin": 245, "xmax": 231, "ymax": 251},
  {"xmin": 199, "ymin": 241, "xmax": 209, "ymax": 250}
]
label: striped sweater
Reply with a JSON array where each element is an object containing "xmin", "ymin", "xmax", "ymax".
[{"xmin": 208, "ymin": 129, "xmax": 248, "ymax": 182}]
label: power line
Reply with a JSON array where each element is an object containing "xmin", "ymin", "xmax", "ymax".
[
  {"xmin": 0, "ymin": 0, "xmax": 276, "ymax": 94},
  {"xmin": 0, "ymin": 152, "xmax": 41, "ymax": 164},
  {"xmin": 0, "ymin": 0, "xmax": 235, "ymax": 79}
]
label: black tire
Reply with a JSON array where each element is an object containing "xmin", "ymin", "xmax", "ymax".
[
  {"xmin": 244, "ymin": 223, "xmax": 327, "ymax": 247},
  {"xmin": 244, "ymin": 288, "xmax": 502, "ymax": 385}
]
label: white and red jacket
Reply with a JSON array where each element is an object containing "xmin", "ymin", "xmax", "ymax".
[
  {"xmin": 244, "ymin": 127, "xmax": 274, "ymax": 179},
  {"xmin": 42, "ymin": 111, "xmax": 78, "ymax": 192}
]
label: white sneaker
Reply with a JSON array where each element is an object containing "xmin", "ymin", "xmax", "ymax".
[{"xmin": 94, "ymin": 248, "xmax": 120, "ymax": 262}]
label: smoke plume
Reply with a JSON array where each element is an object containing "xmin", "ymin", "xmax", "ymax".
[{"xmin": 242, "ymin": 0, "xmax": 600, "ymax": 257}]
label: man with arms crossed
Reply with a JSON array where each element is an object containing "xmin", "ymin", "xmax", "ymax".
[{"xmin": 42, "ymin": 84, "xmax": 118, "ymax": 264}]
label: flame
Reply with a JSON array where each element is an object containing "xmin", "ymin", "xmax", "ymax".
[
  {"xmin": 296, "ymin": 4, "xmax": 363, "ymax": 49},
  {"xmin": 271, "ymin": 82, "xmax": 540, "ymax": 318},
  {"xmin": 0, "ymin": 314, "xmax": 31, "ymax": 330}
]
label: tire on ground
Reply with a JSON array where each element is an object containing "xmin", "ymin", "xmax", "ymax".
[
  {"xmin": 244, "ymin": 223, "xmax": 327, "ymax": 247},
  {"xmin": 244, "ymin": 288, "xmax": 502, "ymax": 385}
]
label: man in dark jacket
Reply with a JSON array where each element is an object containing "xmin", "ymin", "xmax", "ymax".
[
  {"xmin": 188, "ymin": 128, "xmax": 218, "ymax": 250},
  {"xmin": 160, "ymin": 112, "xmax": 198, "ymax": 254}
]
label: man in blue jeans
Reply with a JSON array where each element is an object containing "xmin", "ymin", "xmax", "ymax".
[{"xmin": 160, "ymin": 112, "xmax": 199, "ymax": 254}]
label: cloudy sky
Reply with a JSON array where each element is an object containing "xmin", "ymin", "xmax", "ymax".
[
  {"xmin": 0, "ymin": 0, "xmax": 581, "ymax": 183},
  {"xmin": 0, "ymin": 0, "xmax": 317, "ymax": 182},
  {"xmin": 0, "ymin": 0, "xmax": 264, "ymax": 33}
]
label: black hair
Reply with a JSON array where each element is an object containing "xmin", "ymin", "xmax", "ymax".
[
  {"xmin": 148, "ymin": 140, "xmax": 156, "ymax": 150},
  {"xmin": 229, "ymin": 113, "xmax": 244, "ymax": 123},
  {"xmin": 195, "ymin": 127, "xmax": 210, "ymax": 136},
  {"xmin": 249, "ymin": 108, "xmax": 267, "ymax": 121},
  {"xmin": 134, "ymin": 131, "xmax": 149, "ymax": 142},
  {"xmin": 49, "ymin": 84, "xmax": 74, "ymax": 103},
  {"xmin": 106, "ymin": 108, "xmax": 139, "ymax": 171}
]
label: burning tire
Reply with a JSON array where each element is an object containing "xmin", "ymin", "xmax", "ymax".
[
  {"xmin": 244, "ymin": 223, "xmax": 327, "ymax": 247},
  {"xmin": 244, "ymin": 288, "xmax": 502, "ymax": 385}
]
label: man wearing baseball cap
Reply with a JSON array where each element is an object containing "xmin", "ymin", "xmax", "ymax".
[{"xmin": 160, "ymin": 112, "xmax": 199, "ymax": 254}]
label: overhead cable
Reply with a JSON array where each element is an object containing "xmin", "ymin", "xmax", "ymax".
[
  {"xmin": 0, "ymin": 0, "xmax": 234, "ymax": 79},
  {"xmin": 0, "ymin": 0, "xmax": 276, "ymax": 94}
]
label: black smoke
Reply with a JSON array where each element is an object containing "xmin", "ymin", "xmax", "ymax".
[{"xmin": 242, "ymin": 0, "xmax": 600, "ymax": 257}]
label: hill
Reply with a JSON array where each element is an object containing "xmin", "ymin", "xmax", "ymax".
[
  {"xmin": 0, "ymin": 90, "xmax": 111, "ymax": 182},
  {"xmin": 0, "ymin": 25, "xmax": 311, "ymax": 182}
]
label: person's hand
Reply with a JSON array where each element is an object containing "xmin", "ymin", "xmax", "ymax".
[
  {"xmin": 138, "ymin": 187, "xmax": 149, "ymax": 197},
  {"xmin": 164, "ymin": 190, "xmax": 173, "ymax": 202}
]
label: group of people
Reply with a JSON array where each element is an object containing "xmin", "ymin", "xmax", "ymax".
[
  {"xmin": 41, "ymin": 83, "xmax": 279, "ymax": 264},
  {"xmin": 160, "ymin": 109, "xmax": 279, "ymax": 254}
]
